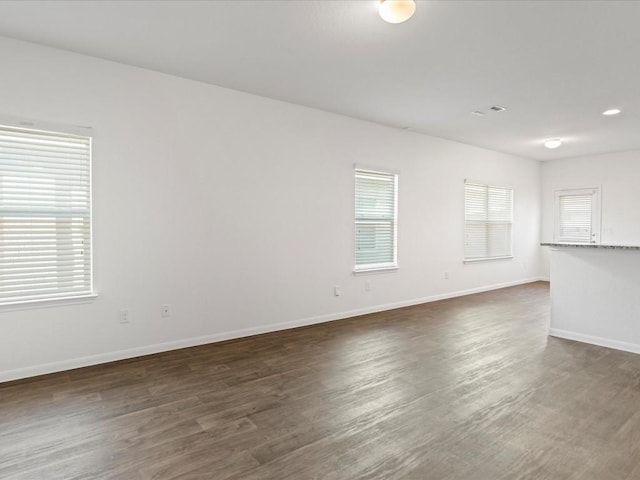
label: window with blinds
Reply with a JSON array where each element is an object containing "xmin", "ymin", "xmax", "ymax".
[
  {"xmin": 354, "ymin": 168, "xmax": 398, "ymax": 271},
  {"xmin": 0, "ymin": 125, "xmax": 92, "ymax": 305},
  {"xmin": 464, "ymin": 182, "xmax": 513, "ymax": 261},
  {"xmin": 555, "ymin": 188, "xmax": 599, "ymax": 243}
]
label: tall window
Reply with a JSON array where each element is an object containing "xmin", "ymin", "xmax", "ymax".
[
  {"xmin": 555, "ymin": 187, "xmax": 600, "ymax": 244},
  {"xmin": 0, "ymin": 125, "xmax": 92, "ymax": 304},
  {"xmin": 354, "ymin": 168, "xmax": 398, "ymax": 271},
  {"xmin": 464, "ymin": 181, "xmax": 513, "ymax": 261}
]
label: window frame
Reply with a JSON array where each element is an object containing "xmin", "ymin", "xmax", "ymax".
[
  {"xmin": 353, "ymin": 166, "xmax": 398, "ymax": 273},
  {"xmin": 0, "ymin": 117, "xmax": 95, "ymax": 307},
  {"xmin": 554, "ymin": 187, "xmax": 601, "ymax": 244},
  {"xmin": 463, "ymin": 181, "xmax": 514, "ymax": 263}
]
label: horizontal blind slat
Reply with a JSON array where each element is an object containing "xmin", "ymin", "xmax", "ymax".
[
  {"xmin": 0, "ymin": 259, "xmax": 91, "ymax": 267},
  {"xmin": 0, "ymin": 266, "xmax": 92, "ymax": 278},
  {"xmin": 0, "ymin": 209, "xmax": 90, "ymax": 217}
]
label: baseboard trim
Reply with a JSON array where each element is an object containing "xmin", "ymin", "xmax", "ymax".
[
  {"xmin": 1, "ymin": 277, "xmax": 546, "ymax": 383},
  {"xmin": 549, "ymin": 328, "xmax": 640, "ymax": 355}
]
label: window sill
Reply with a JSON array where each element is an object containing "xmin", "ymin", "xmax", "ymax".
[
  {"xmin": 464, "ymin": 256, "xmax": 513, "ymax": 264},
  {"xmin": 0, "ymin": 293, "xmax": 98, "ymax": 311},
  {"xmin": 353, "ymin": 265, "xmax": 399, "ymax": 275},
  {"xmin": 553, "ymin": 241, "xmax": 595, "ymax": 245}
]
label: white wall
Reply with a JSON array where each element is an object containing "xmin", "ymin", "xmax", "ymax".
[
  {"xmin": 541, "ymin": 150, "xmax": 640, "ymax": 244},
  {"xmin": 0, "ymin": 37, "xmax": 543, "ymax": 382},
  {"xmin": 540, "ymin": 150, "xmax": 640, "ymax": 277}
]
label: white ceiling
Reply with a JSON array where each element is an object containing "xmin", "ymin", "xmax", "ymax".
[{"xmin": 0, "ymin": 0, "xmax": 638, "ymax": 161}]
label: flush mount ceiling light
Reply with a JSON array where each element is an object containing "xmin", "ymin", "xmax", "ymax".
[
  {"xmin": 602, "ymin": 108, "xmax": 621, "ymax": 116},
  {"xmin": 378, "ymin": 0, "xmax": 416, "ymax": 24},
  {"xmin": 543, "ymin": 138, "xmax": 563, "ymax": 149}
]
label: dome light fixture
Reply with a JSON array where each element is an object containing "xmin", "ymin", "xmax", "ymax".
[
  {"xmin": 543, "ymin": 138, "xmax": 563, "ymax": 149},
  {"xmin": 602, "ymin": 108, "xmax": 621, "ymax": 116},
  {"xmin": 378, "ymin": 0, "xmax": 416, "ymax": 24}
]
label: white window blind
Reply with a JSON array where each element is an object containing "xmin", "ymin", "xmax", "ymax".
[
  {"xmin": 355, "ymin": 168, "xmax": 397, "ymax": 271},
  {"xmin": 0, "ymin": 125, "xmax": 92, "ymax": 304},
  {"xmin": 555, "ymin": 188, "xmax": 599, "ymax": 243},
  {"xmin": 464, "ymin": 182, "xmax": 513, "ymax": 261}
]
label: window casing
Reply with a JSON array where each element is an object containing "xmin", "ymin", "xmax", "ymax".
[
  {"xmin": 554, "ymin": 187, "xmax": 600, "ymax": 244},
  {"xmin": 354, "ymin": 168, "xmax": 398, "ymax": 272},
  {"xmin": 0, "ymin": 125, "xmax": 93, "ymax": 305},
  {"xmin": 464, "ymin": 181, "xmax": 513, "ymax": 262}
]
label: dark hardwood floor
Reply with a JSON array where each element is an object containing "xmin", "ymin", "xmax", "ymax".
[{"xmin": 2, "ymin": 281, "xmax": 640, "ymax": 479}]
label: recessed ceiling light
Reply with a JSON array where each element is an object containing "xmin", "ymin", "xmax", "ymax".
[
  {"xmin": 471, "ymin": 111, "xmax": 485, "ymax": 116},
  {"xmin": 602, "ymin": 108, "xmax": 621, "ymax": 116},
  {"xmin": 543, "ymin": 138, "xmax": 562, "ymax": 149},
  {"xmin": 490, "ymin": 105, "xmax": 507, "ymax": 112},
  {"xmin": 378, "ymin": 0, "xmax": 416, "ymax": 24}
]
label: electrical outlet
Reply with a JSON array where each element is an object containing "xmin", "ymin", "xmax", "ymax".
[
  {"xmin": 444, "ymin": 271, "xmax": 449, "ymax": 280},
  {"xmin": 161, "ymin": 305, "xmax": 171, "ymax": 318},
  {"xmin": 119, "ymin": 309, "xmax": 130, "ymax": 324},
  {"xmin": 334, "ymin": 286, "xmax": 341, "ymax": 297}
]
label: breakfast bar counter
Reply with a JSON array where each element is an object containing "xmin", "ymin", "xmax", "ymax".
[{"xmin": 541, "ymin": 242, "xmax": 640, "ymax": 354}]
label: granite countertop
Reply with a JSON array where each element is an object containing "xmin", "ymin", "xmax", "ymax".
[{"xmin": 540, "ymin": 243, "xmax": 640, "ymax": 250}]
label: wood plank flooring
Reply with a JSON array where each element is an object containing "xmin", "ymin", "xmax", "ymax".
[{"xmin": 2, "ymin": 281, "xmax": 640, "ymax": 479}]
